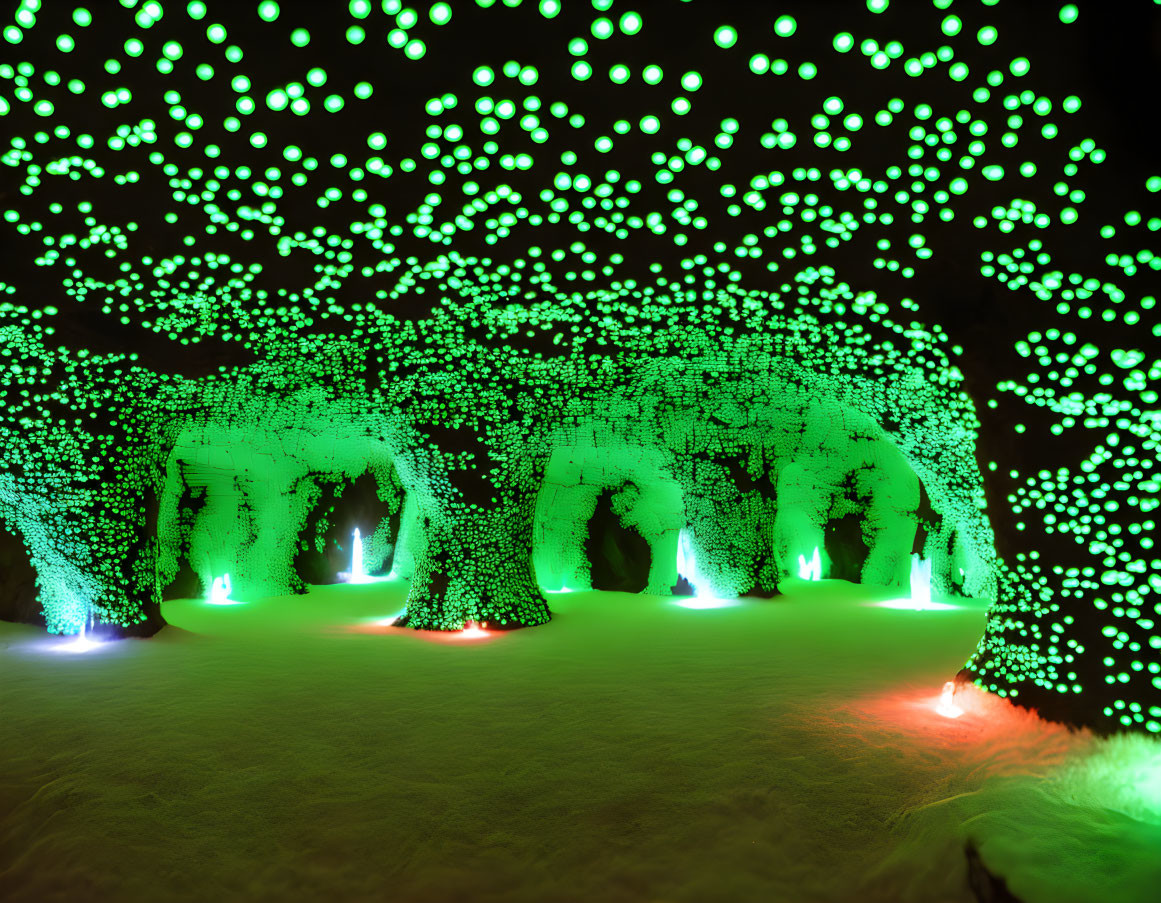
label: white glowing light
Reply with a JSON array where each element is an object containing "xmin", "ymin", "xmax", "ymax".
[
  {"xmin": 910, "ymin": 553, "xmax": 932, "ymax": 608},
  {"xmin": 797, "ymin": 546, "xmax": 822, "ymax": 581},
  {"xmin": 349, "ymin": 526, "xmax": 369, "ymax": 584},
  {"xmin": 874, "ymin": 554, "xmax": 960, "ymax": 610},
  {"xmin": 208, "ymin": 573, "xmax": 240, "ymax": 605},
  {"xmin": 62, "ymin": 635, "xmax": 103, "ymax": 653},
  {"xmin": 460, "ymin": 621, "xmax": 489, "ymax": 638},
  {"xmin": 57, "ymin": 614, "xmax": 102, "ymax": 653},
  {"xmin": 936, "ymin": 680, "xmax": 964, "ymax": 718},
  {"xmin": 677, "ymin": 527, "xmax": 700, "ymax": 595},
  {"xmin": 875, "ymin": 597, "xmax": 959, "ymax": 611},
  {"xmin": 674, "ymin": 597, "xmax": 738, "ymax": 610}
]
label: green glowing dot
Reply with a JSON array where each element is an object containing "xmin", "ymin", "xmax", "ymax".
[
  {"xmin": 714, "ymin": 25, "xmax": 737, "ymax": 49},
  {"xmin": 187, "ymin": 1, "xmax": 207, "ymax": 18},
  {"xmin": 572, "ymin": 61, "xmax": 592, "ymax": 80},
  {"xmin": 73, "ymin": 8, "xmax": 92, "ymax": 27},
  {"xmin": 207, "ymin": 23, "xmax": 227, "ymax": 42},
  {"xmin": 978, "ymin": 25, "xmax": 998, "ymax": 45},
  {"xmin": 681, "ymin": 71, "xmax": 702, "ymax": 91},
  {"xmin": 639, "ymin": 114, "xmax": 660, "ymax": 133},
  {"xmin": 290, "ymin": 27, "xmax": 310, "ymax": 47},
  {"xmin": 1147, "ymin": 176, "xmax": 1161, "ymax": 192},
  {"xmin": 1063, "ymin": 95, "xmax": 1082, "ymax": 113},
  {"xmin": 942, "ymin": 15, "xmax": 962, "ymax": 36},
  {"xmin": 1059, "ymin": 4, "xmax": 1079, "ymax": 24},
  {"xmin": 430, "ymin": 2, "xmax": 452, "ymax": 24},
  {"xmin": 774, "ymin": 16, "xmax": 796, "ymax": 38},
  {"xmin": 798, "ymin": 62, "xmax": 817, "ymax": 80},
  {"xmin": 867, "ymin": 0, "xmax": 889, "ymax": 11},
  {"xmin": 257, "ymin": 1, "xmax": 279, "ymax": 22},
  {"xmin": 750, "ymin": 54, "xmax": 770, "ymax": 74},
  {"xmin": 620, "ymin": 11, "xmax": 642, "ymax": 35},
  {"xmin": 610, "ymin": 64, "xmax": 630, "ymax": 84},
  {"xmin": 592, "ymin": 18, "xmax": 614, "ymax": 40},
  {"xmin": 57, "ymin": 34, "xmax": 75, "ymax": 52},
  {"xmin": 643, "ymin": 64, "xmax": 663, "ymax": 84},
  {"xmin": 595, "ymin": 136, "xmax": 613, "ymax": 152},
  {"xmin": 1010, "ymin": 57, "xmax": 1030, "ymax": 77},
  {"xmin": 539, "ymin": 0, "xmax": 561, "ymax": 18},
  {"xmin": 346, "ymin": 25, "xmax": 365, "ymax": 44},
  {"xmin": 834, "ymin": 33, "xmax": 854, "ymax": 52}
]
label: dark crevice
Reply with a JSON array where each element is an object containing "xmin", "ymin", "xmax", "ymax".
[
  {"xmin": 826, "ymin": 512, "xmax": 869, "ymax": 583},
  {"xmin": 295, "ymin": 471, "xmax": 400, "ymax": 585},
  {"xmin": 586, "ymin": 486, "xmax": 651, "ymax": 594}
]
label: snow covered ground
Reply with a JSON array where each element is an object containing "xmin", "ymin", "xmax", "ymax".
[{"xmin": 2, "ymin": 580, "xmax": 1159, "ymax": 902}]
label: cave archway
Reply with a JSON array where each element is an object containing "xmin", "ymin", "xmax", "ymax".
[
  {"xmin": 584, "ymin": 485, "xmax": 653, "ymax": 594},
  {"xmin": 533, "ymin": 441, "xmax": 684, "ymax": 595},
  {"xmin": 294, "ymin": 468, "xmax": 404, "ymax": 585}
]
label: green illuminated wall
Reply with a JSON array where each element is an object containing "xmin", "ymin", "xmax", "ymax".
[{"xmin": 0, "ymin": 0, "xmax": 1158, "ymax": 733}]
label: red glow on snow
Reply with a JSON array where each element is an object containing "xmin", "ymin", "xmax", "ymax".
[
  {"xmin": 344, "ymin": 617, "xmax": 497, "ymax": 643},
  {"xmin": 414, "ymin": 621, "xmax": 497, "ymax": 644},
  {"xmin": 935, "ymin": 680, "xmax": 964, "ymax": 718},
  {"xmin": 797, "ymin": 681, "xmax": 1079, "ymax": 780}
]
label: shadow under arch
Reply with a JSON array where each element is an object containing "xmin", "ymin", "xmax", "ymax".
[{"xmin": 0, "ymin": 518, "xmax": 42, "ymax": 628}]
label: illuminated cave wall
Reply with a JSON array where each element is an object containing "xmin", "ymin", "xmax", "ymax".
[{"xmin": 0, "ymin": 0, "xmax": 1158, "ymax": 733}]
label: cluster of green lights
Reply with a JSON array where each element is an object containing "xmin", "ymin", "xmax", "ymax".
[{"xmin": 0, "ymin": 0, "xmax": 1158, "ymax": 731}]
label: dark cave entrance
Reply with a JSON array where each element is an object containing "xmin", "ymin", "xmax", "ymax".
[
  {"xmin": 825, "ymin": 512, "xmax": 870, "ymax": 583},
  {"xmin": 161, "ymin": 477, "xmax": 208, "ymax": 601},
  {"xmin": 294, "ymin": 471, "xmax": 402, "ymax": 585},
  {"xmin": 585, "ymin": 486, "xmax": 652, "ymax": 593},
  {"xmin": 0, "ymin": 521, "xmax": 42, "ymax": 627}
]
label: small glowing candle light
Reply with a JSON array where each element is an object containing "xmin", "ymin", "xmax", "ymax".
[{"xmin": 936, "ymin": 680, "xmax": 964, "ymax": 718}]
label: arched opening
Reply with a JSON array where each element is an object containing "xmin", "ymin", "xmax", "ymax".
[
  {"xmin": 294, "ymin": 470, "xmax": 402, "ymax": 585},
  {"xmin": 585, "ymin": 486, "xmax": 652, "ymax": 593},
  {"xmin": 0, "ymin": 520, "xmax": 42, "ymax": 627},
  {"xmin": 533, "ymin": 441, "xmax": 684, "ymax": 595}
]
